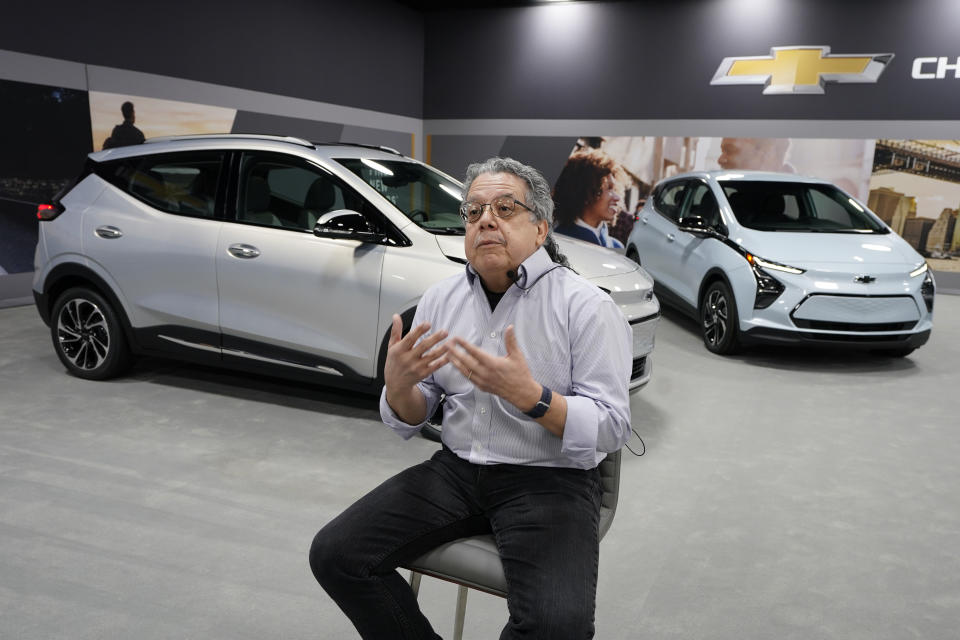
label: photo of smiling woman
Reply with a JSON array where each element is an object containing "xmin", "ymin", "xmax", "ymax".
[{"xmin": 552, "ymin": 148, "xmax": 628, "ymax": 249}]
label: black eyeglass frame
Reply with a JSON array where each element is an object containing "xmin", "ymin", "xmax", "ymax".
[{"xmin": 459, "ymin": 196, "xmax": 534, "ymax": 224}]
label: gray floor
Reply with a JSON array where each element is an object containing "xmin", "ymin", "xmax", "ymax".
[{"xmin": 2, "ymin": 297, "xmax": 958, "ymax": 640}]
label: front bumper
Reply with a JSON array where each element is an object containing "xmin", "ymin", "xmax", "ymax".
[
  {"xmin": 628, "ymin": 311, "xmax": 659, "ymax": 390},
  {"xmin": 741, "ymin": 326, "xmax": 931, "ymax": 350},
  {"xmin": 734, "ymin": 264, "xmax": 934, "ymax": 350}
]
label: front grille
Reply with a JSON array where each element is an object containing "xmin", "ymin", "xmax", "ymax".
[
  {"xmin": 631, "ymin": 356, "xmax": 646, "ymax": 380},
  {"xmin": 791, "ymin": 294, "xmax": 920, "ymax": 329},
  {"xmin": 792, "ymin": 319, "xmax": 918, "ymax": 332},
  {"xmin": 795, "ymin": 331, "xmax": 914, "ymax": 343}
]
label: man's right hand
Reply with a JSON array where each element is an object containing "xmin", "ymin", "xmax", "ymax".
[{"xmin": 384, "ymin": 314, "xmax": 448, "ymax": 424}]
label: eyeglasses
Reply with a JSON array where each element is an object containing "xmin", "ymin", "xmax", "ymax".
[{"xmin": 459, "ymin": 196, "xmax": 533, "ymax": 224}]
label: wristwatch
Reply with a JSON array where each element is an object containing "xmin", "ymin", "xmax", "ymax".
[{"xmin": 524, "ymin": 385, "xmax": 552, "ymax": 419}]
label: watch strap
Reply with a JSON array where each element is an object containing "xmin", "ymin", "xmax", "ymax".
[{"xmin": 524, "ymin": 385, "xmax": 552, "ymax": 419}]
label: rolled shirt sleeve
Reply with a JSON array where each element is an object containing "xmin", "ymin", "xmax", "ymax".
[
  {"xmin": 378, "ymin": 295, "xmax": 444, "ymax": 439},
  {"xmin": 378, "ymin": 380, "xmax": 442, "ymax": 440},
  {"xmin": 559, "ymin": 295, "xmax": 633, "ymax": 465}
]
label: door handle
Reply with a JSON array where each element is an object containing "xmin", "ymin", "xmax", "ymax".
[
  {"xmin": 95, "ymin": 225, "xmax": 123, "ymax": 239},
  {"xmin": 227, "ymin": 243, "xmax": 261, "ymax": 259},
  {"xmin": 666, "ymin": 234, "xmax": 675, "ymax": 242},
  {"xmin": 640, "ymin": 216, "xmax": 648, "ymax": 225}
]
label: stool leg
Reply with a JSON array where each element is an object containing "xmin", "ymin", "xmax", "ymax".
[
  {"xmin": 453, "ymin": 585, "xmax": 468, "ymax": 640},
  {"xmin": 409, "ymin": 571, "xmax": 422, "ymax": 598}
]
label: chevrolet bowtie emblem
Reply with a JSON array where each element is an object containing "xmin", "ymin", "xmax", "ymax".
[
  {"xmin": 711, "ymin": 46, "xmax": 894, "ymax": 94},
  {"xmin": 854, "ymin": 275, "xmax": 877, "ymax": 284}
]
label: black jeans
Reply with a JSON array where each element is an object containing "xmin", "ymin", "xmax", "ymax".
[{"xmin": 309, "ymin": 447, "xmax": 602, "ymax": 639}]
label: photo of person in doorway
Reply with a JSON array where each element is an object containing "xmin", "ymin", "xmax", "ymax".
[
  {"xmin": 102, "ymin": 101, "xmax": 145, "ymax": 149},
  {"xmin": 553, "ymin": 148, "xmax": 628, "ymax": 249}
]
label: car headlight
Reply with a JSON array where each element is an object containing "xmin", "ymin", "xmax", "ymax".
[
  {"xmin": 921, "ymin": 271, "xmax": 935, "ymax": 313},
  {"xmin": 909, "ymin": 262, "xmax": 928, "ymax": 278},
  {"xmin": 743, "ymin": 252, "xmax": 804, "ymax": 309},
  {"xmin": 746, "ymin": 253, "xmax": 806, "ymax": 275}
]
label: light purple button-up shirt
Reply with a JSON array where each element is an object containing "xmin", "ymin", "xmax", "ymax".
[{"xmin": 379, "ymin": 247, "xmax": 632, "ymax": 469}]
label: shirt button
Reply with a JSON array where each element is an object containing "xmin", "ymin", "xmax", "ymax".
[
  {"xmin": 490, "ymin": 331, "xmax": 497, "ymax": 338},
  {"xmin": 480, "ymin": 408, "xmax": 486, "ymax": 414}
]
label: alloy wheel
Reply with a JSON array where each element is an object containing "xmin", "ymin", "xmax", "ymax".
[
  {"xmin": 703, "ymin": 289, "xmax": 728, "ymax": 347},
  {"xmin": 57, "ymin": 298, "xmax": 111, "ymax": 371}
]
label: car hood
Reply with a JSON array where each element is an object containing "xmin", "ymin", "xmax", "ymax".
[
  {"xmin": 733, "ymin": 229, "xmax": 923, "ymax": 268},
  {"xmin": 433, "ymin": 234, "xmax": 642, "ymax": 280}
]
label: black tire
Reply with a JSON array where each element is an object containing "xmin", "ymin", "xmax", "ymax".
[
  {"xmin": 626, "ymin": 246, "xmax": 641, "ymax": 265},
  {"xmin": 50, "ymin": 287, "xmax": 133, "ymax": 380},
  {"xmin": 700, "ymin": 280, "xmax": 741, "ymax": 355}
]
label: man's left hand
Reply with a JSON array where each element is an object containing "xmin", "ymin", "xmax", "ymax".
[{"xmin": 449, "ymin": 325, "xmax": 541, "ymax": 412}]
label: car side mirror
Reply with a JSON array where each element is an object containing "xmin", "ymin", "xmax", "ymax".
[
  {"xmin": 313, "ymin": 209, "xmax": 386, "ymax": 243},
  {"xmin": 678, "ymin": 215, "xmax": 713, "ymax": 238}
]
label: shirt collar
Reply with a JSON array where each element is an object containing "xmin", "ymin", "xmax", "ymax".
[
  {"xmin": 574, "ymin": 217, "xmax": 607, "ymax": 235},
  {"xmin": 465, "ymin": 246, "xmax": 553, "ymax": 289}
]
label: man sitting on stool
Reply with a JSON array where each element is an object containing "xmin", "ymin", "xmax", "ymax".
[{"xmin": 309, "ymin": 157, "xmax": 632, "ymax": 639}]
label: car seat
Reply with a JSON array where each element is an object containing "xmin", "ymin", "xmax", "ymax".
[
  {"xmin": 726, "ymin": 191, "xmax": 754, "ymax": 225},
  {"xmin": 300, "ymin": 178, "xmax": 337, "ymax": 229},
  {"xmin": 758, "ymin": 194, "xmax": 790, "ymax": 226},
  {"xmin": 130, "ymin": 169, "xmax": 176, "ymax": 212},
  {"xmin": 179, "ymin": 171, "xmax": 214, "ymax": 216},
  {"xmin": 243, "ymin": 176, "xmax": 281, "ymax": 227}
]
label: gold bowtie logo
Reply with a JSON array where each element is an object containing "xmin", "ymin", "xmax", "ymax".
[{"xmin": 711, "ymin": 46, "xmax": 894, "ymax": 94}]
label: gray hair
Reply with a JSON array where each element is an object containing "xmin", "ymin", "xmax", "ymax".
[
  {"xmin": 462, "ymin": 157, "xmax": 570, "ymax": 268},
  {"xmin": 463, "ymin": 157, "xmax": 554, "ymax": 225}
]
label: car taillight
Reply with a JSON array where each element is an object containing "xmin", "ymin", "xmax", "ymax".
[{"xmin": 37, "ymin": 203, "xmax": 64, "ymax": 220}]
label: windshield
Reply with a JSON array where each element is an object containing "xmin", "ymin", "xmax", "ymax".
[
  {"xmin": 720, "ymin": 181, "xmax": 888, "ymax": 233},
  {"xmin": 336, "ymin": 158, "xmax": 465, "ymax": 234}
]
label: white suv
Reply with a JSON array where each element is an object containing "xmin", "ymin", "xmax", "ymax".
[
  {"xmin": 34, "ymin": 134, "xmax": 660, "ymax": 403},
  {"xmin": 626, "ymin": 170, "xmax": 934, "ymax": 356}
]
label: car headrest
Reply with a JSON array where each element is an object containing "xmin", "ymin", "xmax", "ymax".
[
  {"xmin": 246, "ymin": 176, "xmax": 271, "ymax": 212},
  {"xmin": 727, "ymin": 192, "xmax": 751, "ymax": 222},
  {"xmin": 761, "ymin": 194, "xmax": 785, "ymax": 218},
  {"xmin": 304, "ymin": 178, "xmax": 336, "ymax": 211}
]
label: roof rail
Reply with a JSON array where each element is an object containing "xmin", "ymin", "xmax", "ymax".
[
  {"xmin": 144, "ymin": 134, "xmax": 315, "ymax": 148},
  {"xmin": 312, "ymin": 141, "xmax": 403, "ymax": 156}
]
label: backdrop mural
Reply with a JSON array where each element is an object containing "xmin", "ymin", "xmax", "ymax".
[
  {"xmin": 89, "ymin": 92, "xmax": 237, "ymax": 152},
  {"xmin": 0, "ymin": 78, "xmax": 91, "ymax": 276},
  {"xmin": 429, "ymin": 134, "xmax": 958, "ymax": 292},
  {"xmin": 867, "ymin": 140, "xmax": 960, "ymax": 277},
  {"xmin": 2, "ymin": 82, "xmax": 959, "ymax": 299}
]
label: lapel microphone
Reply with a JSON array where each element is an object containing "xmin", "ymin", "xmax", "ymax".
[{"xmin": 505, "ymin": 265, "xmax": 564, "ymax": 291}]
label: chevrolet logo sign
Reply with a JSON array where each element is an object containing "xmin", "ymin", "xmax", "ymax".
[{"xmin": 711, "ymin": 46, "xmax": 894, "ymax": 94}]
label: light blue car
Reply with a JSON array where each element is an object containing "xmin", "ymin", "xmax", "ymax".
[{"xmin": 626, "ymin": 170, "xmax": 935, "ymax": 356}]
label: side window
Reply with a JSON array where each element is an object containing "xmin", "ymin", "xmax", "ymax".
[
  {"xmin": 237, "ymin": 153, "xmax": 363, "ymax": 231},
  {"xmin": 109, "ymin": 152, "xmax": 223, "ymax": 217},
  {"xmin": 653, "ymin": 181, "xmax": 688, "ymax": 223},
  {"xmin": 684, "ymin": 182, "xmax": 721, "ymax": 227},
  {"xmin": 808, "ymin": 188, "xmax": 854, "ymax": 227}
]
